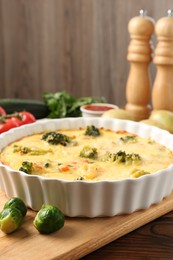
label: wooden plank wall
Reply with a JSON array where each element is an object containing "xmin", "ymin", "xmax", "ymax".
[{"xmin": 0, "ymin": 0, "xmax": 172, "ymax": 107}]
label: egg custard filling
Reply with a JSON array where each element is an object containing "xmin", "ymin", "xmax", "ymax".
[{"xmin": 0, "ymin": 125, "xmax": 173, "ymax": 181}]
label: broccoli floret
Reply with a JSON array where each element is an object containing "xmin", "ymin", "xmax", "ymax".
[
  {"xmin": 106, "ymin": 150, "xmax": 141, "ymax": 164},
  {"xmin": 44, "ymin": 162, "xmax": 51, "ymax": 168},
  {"xmin": 108, "ymin": 151, "xmax": 126, "ymax": 163},
  {"xmin": 19, "ymin": 161, "xmax": 33, "ymax": 174},
  {"xmin": 76, "ymin": 176, "xmax": 85, "ymax": 180},
  {"xmin": 41, "ymin": 131, "xmax": 71, "ymax": 146},
  {"xmin": 126, "ymin": 153, "xmax": 141, "ymax": 164},
  {"xmin": 118, "ymin": 135, "xmax": 137, "ymax": 144},
  {"xmin": 79, "ymin": 146, "xmax": 98, "ymax": 159},
  {"xmin": 85, "ymin": 125, "xmax": 100, "ymax": 137}
]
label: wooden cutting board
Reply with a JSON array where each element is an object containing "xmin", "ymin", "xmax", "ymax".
[{"xmin": 1, "ymin": 189, "xmax": 173, "ymax": 260}]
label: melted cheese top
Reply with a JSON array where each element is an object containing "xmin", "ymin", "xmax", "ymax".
[{"xmin": 1, "ymin": 127, "xmax": 173, "ymax": 181}]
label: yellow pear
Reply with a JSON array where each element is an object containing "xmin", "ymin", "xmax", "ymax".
[
  {"xmin": 140, "ymin": 119, "xmax": 166, "ymax": 130},
  {"xmin": 149, "ymin": 110, "xmax": 173, "ymax": 133},
  {"xmin": 101, "ymin": 109, "xmax": 134, "ymax": 120}
]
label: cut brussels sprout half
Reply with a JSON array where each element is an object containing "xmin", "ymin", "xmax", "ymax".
[{"xmin": 0, "ymin": 207, "xmax": 23, "ymax": 234}]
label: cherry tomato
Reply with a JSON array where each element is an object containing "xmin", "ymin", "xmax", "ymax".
[
  {"xmin": 11, "ymin": 115, "xmax": 24, "ymax": 127},
  {"xmin": 0, "ymin": 118, "xmax": 19, "ymax": 134},
  {"xmin": 0, "ymin": 111, "xmax": 36, "ymax": 134},
  {"xmin": 18, "ymin": 111, "xmax": 36, "ymax": 125},
  {"xmin": 0, "ymin": 106, "xmax": 6, "ymax": 116}
]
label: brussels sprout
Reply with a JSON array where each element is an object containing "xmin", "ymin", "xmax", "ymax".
[
  {"xmin": 3, "ymin": 197, "xmax": 27, "ymax": 217},
  {"xmin": 33, "ymin": 204, "xmax": 65, "ymax": 234},
  {"xmin": 0, "ymin": 207, "xmax": 23, "ymax": 234}
]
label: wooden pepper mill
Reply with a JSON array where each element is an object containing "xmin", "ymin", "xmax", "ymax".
[
  {"xmin": 125, "ymin": 10, "xmax": 155, "ymax": 121},
  {"xmin": 152, "ymin": 10, "xmax": 173, "ymax": 112}
]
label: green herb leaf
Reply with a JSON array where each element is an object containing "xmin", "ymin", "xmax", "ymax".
[{"xmin": 43, "ymin": 91, "xmax": 106, "ymax": 118}]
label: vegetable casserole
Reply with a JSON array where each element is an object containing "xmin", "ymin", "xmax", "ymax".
[{"xmin": 0, "ymin": 124, "xmax": 173, "ymax": 181}]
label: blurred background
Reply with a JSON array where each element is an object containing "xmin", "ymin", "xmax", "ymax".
[{"xmin": 0, "ymin": 0, "xmax": 172, "ymax": 107}]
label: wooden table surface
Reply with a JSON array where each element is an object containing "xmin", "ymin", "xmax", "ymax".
[
  {"xmin": 82, "ymin": 210, "xmax": 173, "ymax": 259},
  {"xmin": 1, "ymin": 189, "xmax": 173, "ymax": 259}
]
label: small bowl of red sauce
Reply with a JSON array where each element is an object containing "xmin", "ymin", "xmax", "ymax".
[{"xmin": 80, "ymin": 103, "xmax": 119, "ymax": 117}]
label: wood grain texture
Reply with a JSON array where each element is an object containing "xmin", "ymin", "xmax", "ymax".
[
  {"xmin": 83, "ymin": 211, "xmax": 173, "ymax": 259},
  {"xmin": 0, "ymin": 0, "xmax": 172, "ymax": 106}
]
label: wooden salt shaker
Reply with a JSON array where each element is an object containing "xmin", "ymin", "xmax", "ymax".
[
  {"xmin": 125, "ymin": 10, "xmax": 154, "ymax": 121},
  {"xmin": 152, "ymin": 10, "xmax": 173, "ymax": 112}
]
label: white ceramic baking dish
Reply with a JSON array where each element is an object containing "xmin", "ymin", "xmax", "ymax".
[{"xmin": 0, "ymin": 117, "xmax": 173, "ymax": 217}]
